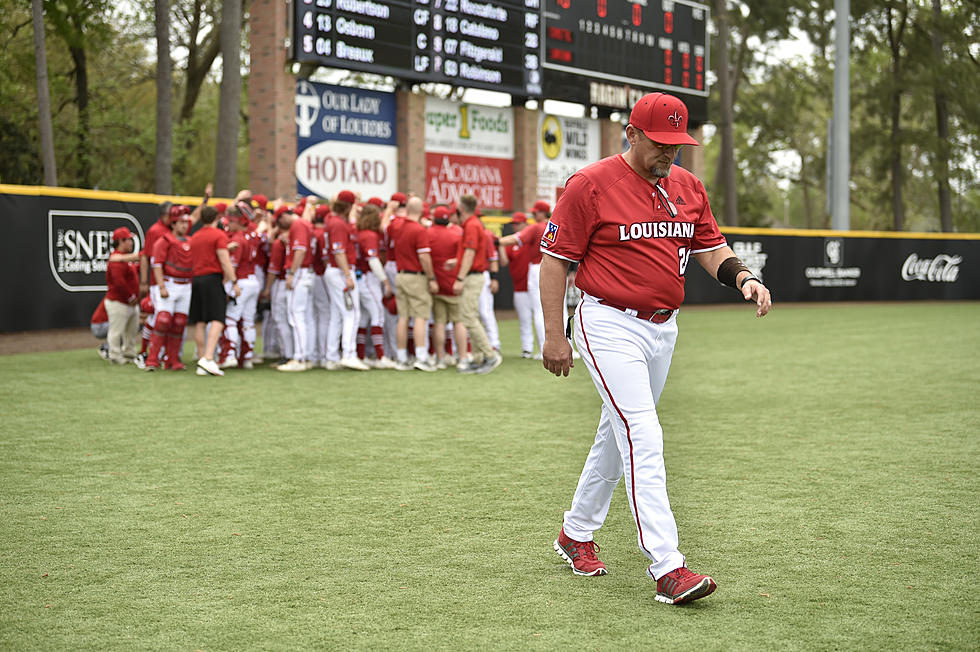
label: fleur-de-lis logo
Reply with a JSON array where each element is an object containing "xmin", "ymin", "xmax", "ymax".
[{"xmin": 667, "ymin": 111, "xmax": 683, "ymax": 129}]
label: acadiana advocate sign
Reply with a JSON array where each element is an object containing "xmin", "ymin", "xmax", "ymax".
[
  {"xmin": 537, "ymin": 113, "xmax": 600, "ymax": 205},
  {"xmin": 424, "ymin": 97, "xmax": 514, "ymax": 209},
  {"xmin": 295, "ymin": 80, "xmax": 398, "ymax": 199}
]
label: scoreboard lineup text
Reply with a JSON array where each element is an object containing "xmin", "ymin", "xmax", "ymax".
[{"xmin": 292, "ymin": 0, "xmax": 709, "ymax": 115}]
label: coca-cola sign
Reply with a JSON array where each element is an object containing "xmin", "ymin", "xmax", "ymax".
[{"xmin": 901, "ymin": 253, "xmax": 962, "ymax": 283}]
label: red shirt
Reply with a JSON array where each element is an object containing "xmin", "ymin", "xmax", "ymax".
[
  {"xmin": 268, "ymin": 238, "xmax": 287, "ymax": 280},
  {"xmin": 356, "ymin": 229, "xmax": 381, "ymax": 274},
  {"xmin": 151, "ymin": 231, "xmax": 193, "ymax": 279},
  {"xmin": 516, "ymin": 220, "xmax": 548, "ymax": 265},
  {"xmin": 229, "ymin": 230, "xmax": 258, "ymax": 279},
  {"xmin": 106, "ymin": 252, "xmax": 139, "ymax": 302},
  {"xmin": 312, "ymin": 227, "xmax": 327, "ymax": 275},
  {"xmin": 91, "ymin": 297, "xmax": 108, "ymax": 324},
  {"xmin": 189, "ymin": 225, "xmax": 230, "ymax": 277},
  {"xmin": 142, "ymin": 219, "xmax": 171, "ymax": 285},
  {"xmin": 505, "ymin": 240, "xmax": 532, "ymax": 292},
  {"xmin": 384, "ymin": 215, "xmax": 405, "ymax": 264},
  {"xmin": 325, "ymin": 215, "xmax": 356, "ymax": 268},
  {"xmin": 457, "ymin": 215, "xmax": 489, "ymax": 274},
  {"xmin": 287, "ymin": 218, "xmax": 314, "ymax": 269},
  {"xmin": 393, "ymin": 219, "xmax": 431, "ymax": 273},
  {"xmin": 254, "ymin": 231, "xmax": 269, "ymax": 270},
  {"xmin": 427, "ymin": 223, "xmax": 462, "ymax": 295},
  {"xmin": 544, "ymin": 154, "xmax": 726, "ymax": 311}
]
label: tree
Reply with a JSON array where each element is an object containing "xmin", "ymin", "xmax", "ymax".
[
  {"xmin": 32, "ymin": 0, "xmax": 57, "ymax": 185},
  {"xmin": 929, "ymin": 0, "xmax": 953, "ymax": 232},
  {"xmin": 155, "ymin": 0, "xmax": 173, "ymax": 194},
  {"xmin": 713, "ymin": 0, "xmax": 738, "ymax": 225},
  {"xmin": 214, "ymin": 0, "xmax": 242, "ymax": 196}
]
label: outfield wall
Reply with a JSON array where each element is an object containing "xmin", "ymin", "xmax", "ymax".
[{"xmin": 2, "ymin": 184, "xmax": 978, "ymax": 332}]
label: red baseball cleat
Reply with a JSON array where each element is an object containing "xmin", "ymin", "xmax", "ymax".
[
  {"xmin": 167, "ymin": 362, "xmax": 187, "ymax": 371},
  {"xmin": 554, "ymin": 527, "xmax": 608, "ymax": 576},
  {"xmin": 649, "ymin": 566, "xmax": 717, "ymax": 605}
]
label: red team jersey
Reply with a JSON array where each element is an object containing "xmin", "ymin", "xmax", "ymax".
[
  {"xmin": 312, "ymin": 226, "xmax": 327, "ymax": 275},
  {"xmin": 516, "ymin": 220, "xmax": 548, "ymax": 265},
  {"xmin": 189, "ymin": 226, "xmax": 230, "ymax": 276},
  {"xmin": 457, "ymin": 215, "xmax": 488, "ymax": 273},
  {"xmin": 393, "ymin": 220, "xmax": 431, "ymax": 273},
  {"xmin": 268, "ymin": 238, "xmax": 287, "ymax": 280},
  {"xmin": 384, "ymin": 215, "xmax": 405, "ymax": 264},
  {"xmin": 287, "ymin": 218, "xmax": 314, "ymax": 268},
  {"xmin": 505, "ymin": 240, "xmax": 532, "ymax": 291},
  {"xmin": 151, "ymin": 231, "xmax": 193, "ymax": 279},
  {"xmin": 544, "ymin": 154, "xmax": 726, "ymax": 311},
  {"xmin": 106, "ymin": 254, "xmax": 139, "ymax": 302},
  {"xmin": 229, "ymin": 231, "xmax": 258, "ymax": 279},
  {"xmin": 143, "ymin": 219, "xmax": 172, "ymax": 285},
  {"xmin": 427, "ymin": 222, "xmax": 462, "ymax": 295},
  {"xmin": 325, "ymin": 214, "xmax": 356, "ymax": 268},
  {"xmin": 356, "ymin": 229, "xmax": 381, "ymax": 274}
]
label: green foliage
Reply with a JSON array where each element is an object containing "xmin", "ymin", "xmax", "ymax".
[{"xmin": 0, "ymin": 308, "xmax": 978, "ymax": 649}]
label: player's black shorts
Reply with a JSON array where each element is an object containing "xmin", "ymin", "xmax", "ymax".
[{"xmin": 189, "ymin": 273, "xmax": 227, "ymax": 324}]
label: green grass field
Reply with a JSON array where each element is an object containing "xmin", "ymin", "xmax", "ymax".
[{"xmin": 1, "ymin": 302, "xmax": 978, "ymax": 651}]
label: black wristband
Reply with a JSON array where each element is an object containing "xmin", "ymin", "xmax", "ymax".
[
  {"xmin": 717, "ymin": 256, "xmax": 751, "ymax": 289},
  {"xmin": 489, "ymin": 271, "xmax": 499, "ymax": 281},
  {"xmin": 739, "ymin": 275, "xmax": 760, "ymax": 289},
  {"xmin": 457, "ymin": 276, "xmax": 465, "ymax": 282}
]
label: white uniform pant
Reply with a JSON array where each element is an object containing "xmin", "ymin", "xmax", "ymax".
[
  {"xmin": 325, "ymin": 267, "xmax": 360, "ymax": 361},
  {"xmin": 271, "ymin": 279, "xmax": 292, "ymax": 360},
  {"xmin": 479, "ymin": 270, "xmax": 500, "ymax": 350},
  {"xmin": 147, "ymin": 284, "xmax": 162, "ymax": 329},
  {"xmin": 383, "ymin": 260, "xmax": 398, "ymax": 358},
  {"xmin": 155, "ymin": 278, "xmax": 192, "ymax": 316},
  {"xmin": 563, "ymin": 295, "xmax": 684, "ymax": 580},
  {"xmin": 358, "ymin": 273, "xmax": 385, "ymax": 329},
  {"xmin": 224, "ymin": 274, "xmax": 260, "ymax": 359},
  {"xmin": 526, "ymin": 263, "xmax": 546, "ymax": 352},
  {"xmin": 255, "ymin": 268, "xmax": 276, "ymax": 356},
  {"xmin": 286, "ymin": 268, "xmax": 313, "ymax": 361},
  {"xmin": 512, "ymin": 290, "xmax": 535, "ymax": 353},
  {"xmin": 312, "ymin": 272, "xmax": 330, "ymax": 364}
]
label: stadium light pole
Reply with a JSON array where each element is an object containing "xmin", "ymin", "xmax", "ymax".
[{"xmin": 831, "ymin": 0, "xmax": 850, "ymax": 230}]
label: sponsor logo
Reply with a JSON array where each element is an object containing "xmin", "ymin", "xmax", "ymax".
[
  {"xmin": 901, "ymin": 253, "xmax": 961, "ymax": 283},
  {"xmin": 49, "ymin": 210, "xmax": 144, "ymax": 292},
  {"xmin": 806, "ymin": 238, "xmax": 861, "ymax": 287},
  {"xmin": 732, "ymin": 241, "xmax": 767, "ymax": 281},
  {"xmin": 674, "ymin": 195, "xmax": 686, "ymax": 205},
  {"xmin": 540, "ymin": 115, "xmax": 562, "ymax": 160},
  {"xmin": 295, "ymin": 79, "xmax": 320, "ymax": 139},
  {"xmin": 543, "ymin": 221, "xmax": 560, "ymax": 245},
  {"xmin": 425, "ymin": 153, "xmax": 511, "ymax": 208}
]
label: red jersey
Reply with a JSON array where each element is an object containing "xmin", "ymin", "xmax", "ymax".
[
  {"xmin": 505, "ymin": 241, "xmax": 532, "ymax": 292},
  {"xmin": 393, "ymin": 219, "xmax": 431, "ymax": 273},
  {"xmin": 544, "ymin": 154, "xmax": 726, "ymax": 311},
  {"xmin": 356, "ymin": 229, "xmax": 381, "ymax": 274},
  {"xmin": 428, "ymin": 223, "xmax": 462, "ymax": 295},
  {"xmin": 267, "ymin": 238, "xmax": 287, "ymax": 280},
  {"xmin": 325, "ymin": 214, "xmax": 356, "ymax": 268},
  {"xmin": 485, "ymin": 229, "xmax": 498, "ymax": 264},
  {"xmin": 384, "ymin": 215, "xmax": 405, "ymax": 263},
  {"xmin": 229, "ymin": 231, "xmax": 258, "ymax": 279},
  {"xmin": 143, "ymin": 219, "xmax": 171, "ymax": 285},
  {"xmin": 312, "ymin": 227, "xmax": 327, "ymax": 275},
  {"xmin": 254, "ymin": 231, "xmax": 269, "ymax": 270},
  {"xmin": 456, "ymin": 215, "xmax": 489, "ymax": 274},
  {"xmin": 151, "ymin": 230, "xmax": 193, "ymax": 279},
  {"xmin": 189, "ymin": 226, "xmax": 230, "ymax": 277},
  {"xmin": 516, "ymin": 220, "xmax": 547, "ymax": 265},
  {"xmin": 106, "ymin": 251, "xmax": 138, "ymax": 302},
  {"xmin": 91, "ymin": 297, "xmax": 108, "ymax": 324},
  {"xmin": 287, "ymin": 218, "xmax": 314, "ymax": 269}
]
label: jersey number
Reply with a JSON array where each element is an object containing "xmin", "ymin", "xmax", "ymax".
[{"xmin": 677, "ymin": 246, "xmax": 691, "ymax": 276}]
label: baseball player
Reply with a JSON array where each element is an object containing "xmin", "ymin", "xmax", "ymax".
[
  {"xmin": 541, "ymin": 92, "xmax": 772, "ymax": 605},
  {"xmin": 478, "ymin": 225, "xmax": 501, "ymax": 352},
  {"xmin": 499, "ymin": 212, "xmax": 534, "ymax": 357},
  {"xmin": 497, "ymin": 203, "xmax": 552, "ymax": 359},
  {"xmin": 277, "ymin": 204, "xmax": 316, "ymax": 371},
  {"xmin": 145, "ymin": 209, "xmax": 193, "ymax": 370},
  {"xmin": 311, "ymin": 205, "xmax": 331, "ymax": 367},
  {"xmin": 323, "ymin": 191, "xmax": 370, "ymax": 371},
  {"xmin": 105, "ymin": 227, "xmax": 141, "ymax": 364},
  {"xmin": 262, "ymin": 217, "xmax": 293, "ymax": 365},
  {"xmin": 355, "ymin": 202, "xmax": 396, "ymax": 368},
  {"xmin": 382, "ymin": 193, "xmax": 408, "ymax": 359},
  {"xmin": 221, "ymin": 208, "xmax": 261, "ymax": 369}
]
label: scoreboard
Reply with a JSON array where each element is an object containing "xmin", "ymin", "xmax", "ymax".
[
  {"xmin": 542, "ymin": 0, "xmax": 709, "ymax": 120},
  {"xmin": 291, "ymin": 0, "xmax": 544, "ymax": 97},
  {"xmin": 289, "ymin": 0, "xmax": 709, "ymax": 117}
]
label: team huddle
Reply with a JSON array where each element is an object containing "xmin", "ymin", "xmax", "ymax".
[{"xmin": 97, "ymin": 189, "xmax": 560, "ymax": 376}]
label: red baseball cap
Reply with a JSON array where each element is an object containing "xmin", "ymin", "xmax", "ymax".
[
  {"xmin": 629, "ymin": 92, "xmax": 699, "ymax": 146},
  {"xmin": 214, "ymin": 202, "xmax": 228, "ymax": 214},
  {"xmin": 391, "ymin": 192, "xmax": 407, "ymax": 206},
  {"xmin": 337, "ymin": 190, "xmax": 356, "ymax": 204},
  {"xmin": 510, "ymin": 211, "xmax": 527, "ymax": 224},
  {"xmin": 366, "ymin": 196, "xmax": 384, "ymax": 208},
  {"xmin": 432, "ymin": 205, "xmax": 450, "ymax": 220},
  {"xmin": 252, "ymin": 194, "xmax": 268, "ymax": 209},
  {"xmin": 382, "ymin": 293, "xmax": 398, "ymax": 315},
  {"xmin": 532, "ymin": 200, "xmax": 550, "ymax": 214},
  {"xmin": 315, "ymin": 205, "xmax": 330, "ymax": 219},
  {"xmin": 112, "ymin": 227, "xmax": 135, "ymax": 241}
]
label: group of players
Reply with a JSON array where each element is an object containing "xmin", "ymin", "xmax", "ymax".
[{"xmin": 97, "ymin": 187, "xmax": 564, "ymax": 376}]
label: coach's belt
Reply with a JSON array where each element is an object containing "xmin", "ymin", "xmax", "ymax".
[
  {"xmin": 398, "ymin": 270, "xmax": 425, "ymax": 275},
  {"xmin": 598, "ymin": 300, "xmax": 674, "ymax": 323},
  {"xmin": 164, "ymin": 276, "xmax": 191, "ymax": 284}
]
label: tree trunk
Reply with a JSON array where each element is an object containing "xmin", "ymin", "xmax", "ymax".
[
  {"xmin": 214, "ymin": 0, "xmax": 242, "ymax": 196},
  {"xmin": 799, "ymin": 154, "xmax": 813, "ymax": 228},
  {"xmin": 715, "ymin": 0, "xmax": 738, "ymax": 225},
  {"xmin": 155, "ymin": 0, "xmax": 173, "ymax": 195},
  {"xmin": 32, "ymin": 0, "xmax": 57, "ymax": 186},
  {"xmin": 886, "ymin": 4, "xmax": 907, "ymax": 231},
  {"xmin": 70, "ymin": 45, "xmax": 91, "ymax": 188},
  {"xmin": 931, "ymin": 0, "xmax": 953, "ymax": 232}
]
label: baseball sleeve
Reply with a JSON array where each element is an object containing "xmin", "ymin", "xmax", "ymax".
[{"xmin": 541, "ymin": 173, "xmax": 597, "ymax": 262}]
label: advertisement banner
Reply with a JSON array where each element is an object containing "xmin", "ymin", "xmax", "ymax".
[
  {"xmin": 424, "ymin": 97, "xmax": 514, "ymax": 208},
  {"xmin": 295, "ymin": 79, "xmax": 398, "ymax": 199},
  {"xmin": 536, "ymin": 114, "xmax": 600, "ymax": 205}
]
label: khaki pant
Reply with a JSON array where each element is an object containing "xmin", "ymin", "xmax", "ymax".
[
  {"xmin": 432, "ymin": 293, "xmax": 460, "ymax": 324},
  {"xmin": 105, "ymin": 299, "xmax": 139, "ymax": 363},
  {"xmin": 459, "ymin": 274, "xmax": 493, "ymax": 362},
  {"xmin": 395, "ymin": 273, "xmax": 433, "ymax": 320}
]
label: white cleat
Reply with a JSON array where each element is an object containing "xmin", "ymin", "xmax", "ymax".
[
  {"xmin": 219, "ymin": 356, "xmax": 238, "ymax": 369},
  {"xmin": 341, "ymin": 357, "xmax": 371, "ymax": 371},
  {"xmin": 242, "ymin": 360, "xmax": 254, "ymax": 370},
  {"xmin": 324, "ymin": 360, "xmax": 342, "ymax": 371},
  {"xmin": 413, "ymin": 358, "xmax": 438, "ymax": 372},
  {"xmin": 276, "ymin": 359, "xmax": 307, "ymax": 372},
  {"xmin": 196, "ymin": 357, "xmax": 224, "ymax": 376},
  {"xmin": 374, "ymin": 356, "xmax": 397, "ymax": 369}
]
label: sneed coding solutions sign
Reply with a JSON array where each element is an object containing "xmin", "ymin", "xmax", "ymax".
[
  {"xmin": 295, "ymin": 80, "xmax": 398, "ymax": 199},
  {"xmin": 49, "ymin": 210, "xmax": 145, "ymax": 292}
]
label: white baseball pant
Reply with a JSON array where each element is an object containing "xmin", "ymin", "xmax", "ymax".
[
  {"xmin": 286, "ymin": 268, "xmax": 313, "ymax": 362},
  {"xmin": 224, "ymin": 275, "xmax": 260, "ymax": 361},
  {"xmin": 325, "ymin": 266, "xmax": 360, "ymax": 361},
  {"xmin": 312, "ymin": 272, "xmax": 330, "ymax": 364},
  {"xmin": 270, "ymin": 279, "xmax": 292, "ymax": 361},
  {"xmin": 156, "ymin": 278, "xmax": 192, "ymax": 316},
  {"xmin": 512, "ymin": 290, "xmax": 534, "ymax": 353},
  {"xmin": 479, "ymin": 270, "xmax": 500, "ymax": 350},
  {"xmin": 383, "ymin": 260, "xmax": 398, "ymax": 358},
  {"xmin": 563, "ymin": 293, "xmax": 685, "ymax": 580}
]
